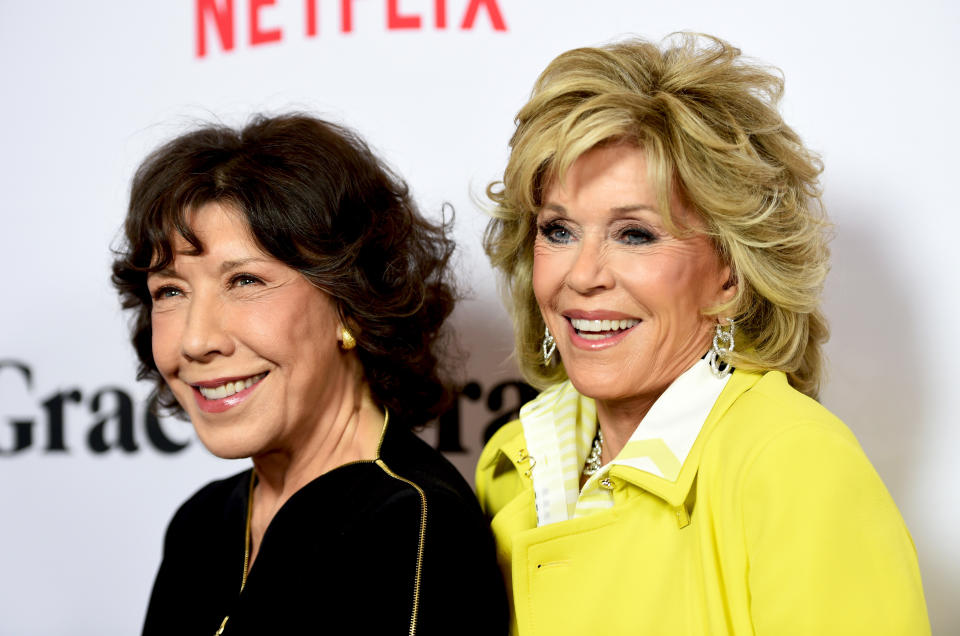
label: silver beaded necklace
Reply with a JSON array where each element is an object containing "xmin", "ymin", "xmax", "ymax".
[{"xmin": 582, "ymin": 427, "xmax": 604, "ymax": 476}]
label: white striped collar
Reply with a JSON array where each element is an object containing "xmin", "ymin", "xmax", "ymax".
[{"xmin": 520, "ymin": 357, "xmax": 729, "ymax": 527}]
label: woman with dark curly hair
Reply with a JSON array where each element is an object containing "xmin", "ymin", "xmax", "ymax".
[{"xmin": 113, "ymin": 114, "xmax": 506, "ymax": 635}]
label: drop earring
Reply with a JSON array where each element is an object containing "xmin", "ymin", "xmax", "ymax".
[
  {"xmin": 541, "ymin": 325, "xmax": 556, "ymax": 365},
  {"xmin": 707, "ymin": 318, "xmax": 735, "ymax": 377}
]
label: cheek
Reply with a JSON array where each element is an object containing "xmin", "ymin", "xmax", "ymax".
[
  {"xmin": 232, "ymin": 311, "xmax": 301, "ymax": 365},
  {"xmin": 532, "ymin": 245, "xmax": 564, "ymax": 306},
  {"xmin": 682, "ymin": 250, "xmax": 728, "ymax": 311},
  {"xmin": 619, "ymin": 254, "xmax": 710, "ymax": 317},
  {"xmin": 272, "ymin": 294, "xmax": 339, "ymax": 360},
  {"xmin": 149, "ymin": 313, "xmax": 180, "ymax": 376}
]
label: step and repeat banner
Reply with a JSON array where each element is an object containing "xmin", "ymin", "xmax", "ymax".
[{"xmin": 1, "ymin": 1, "xmax": 957, "ymax": 634}]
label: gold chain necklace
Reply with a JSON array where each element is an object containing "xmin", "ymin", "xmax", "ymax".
[{"xmin": 214, "ymin": 470, "xmax": 256, "ymax": 635}]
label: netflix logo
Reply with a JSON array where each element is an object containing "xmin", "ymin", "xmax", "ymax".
[{"xmin": 196, "ymin": 0, "xmax": 509, "ymax": 58}]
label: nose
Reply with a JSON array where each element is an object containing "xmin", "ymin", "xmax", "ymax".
[
  {"xmin": 180, "ymin": 293, "xmax": 233, "ymax": 362},
  {"xmin": 565, "ymin": 234, "xmax": 614, "ymax": 294}
]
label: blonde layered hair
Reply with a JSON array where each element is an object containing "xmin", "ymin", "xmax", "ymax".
[{"xmin": 484, "ymin": 34, "xmax": 830, "ymax": 398}]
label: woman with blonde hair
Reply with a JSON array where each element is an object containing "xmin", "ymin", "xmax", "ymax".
[{"xmin": 476, "ymin": 34, "xmax": 928, "ymax": 634}]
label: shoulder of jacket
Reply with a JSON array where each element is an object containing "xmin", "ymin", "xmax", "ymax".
[
  {"xmin": 475, "ymin": 419, "xmax": 529, "ymax": 514},
  {"xmin": 377, "ymin": 460, "xmax": 487, "ymax": 530},
  {"xmin": 477, "ymin": 419, "xmax": 525, "ymax": 471},
  {"xmin": 716, "ymin": 370, "xmax": 846, "ymax": 440},
  {"xmin": 180, "ymin": 468, "xmax": 247, "ymax": 509},
  {"xmin": 701, "ymin": 370, "xmax": 869, "ymax": 484},
  {"xmin": 485, "ymin": 418, "xmax": 526, "ymax": 451},
  {"xmin": 164, "ymin": 469, "xmax": 249, "ymax": 542}
]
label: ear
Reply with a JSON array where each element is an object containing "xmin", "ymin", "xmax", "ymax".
[{"xmin": 713, "ymin": 263, "xmax": 738, "ymax": 307}]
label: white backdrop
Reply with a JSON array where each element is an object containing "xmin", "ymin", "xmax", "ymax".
[{"xmin": 1, "ymin": 1, "xmax": 957, "ymax": 634}]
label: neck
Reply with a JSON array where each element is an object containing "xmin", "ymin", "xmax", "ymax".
[
  {"xmin": 593, "ymin": 345, "xmax": 709, "ymax": 463},
  {"xmin": 252, "ymin": 388, "xmax": 384, "ymax": 501},
  {"xmin": 594, "ymin": 393, "xmax": 657, "ymax": 464},
  {"xmin": 247, "ymin": 372, "xmax": 385, "ymax": 564}
]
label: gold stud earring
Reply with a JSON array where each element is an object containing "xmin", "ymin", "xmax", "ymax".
[{"xmin": 339, "ymin": 325, "xmax": 356, "ymax": 350}]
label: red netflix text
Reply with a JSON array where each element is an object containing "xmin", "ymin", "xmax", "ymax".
[{"xmin": 196, "ymin": 0, "xmax": 509, "ymax": 58}]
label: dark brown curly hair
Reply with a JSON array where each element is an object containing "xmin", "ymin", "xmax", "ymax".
[{"xmin": 112, "ymin": 113, "xmax": 458, "ymax": 426}]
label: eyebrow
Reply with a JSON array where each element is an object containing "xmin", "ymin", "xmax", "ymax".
[
  {"xmin": 219, "ymin": 257, "xmax": 269, "ymax": 274},
  {"xmin": 147, "ymin": 257, "xmax": 270, "ymax": 280},
  {"xmin": 542, "ymin": 203, "xmax": 568, "ymax": 215},
  {"xmin": 148, "ymin": 267, "xmax": 178, "ymax": 280},
  {"xmin": 541, "ymin": 203, "xmax": 658, "ymax": 215},
  {"xmin": 611, "ymin": 204, "xmax": 658, "ymax": 214}
]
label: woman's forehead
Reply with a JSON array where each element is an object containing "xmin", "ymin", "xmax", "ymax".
[
  {"xmin": 150, "ymin": 202, "xmax": 263, "ymax": 268},
  {"xmin": 539, "ymin": 143, "xmax": 700, "ymax": 230}
]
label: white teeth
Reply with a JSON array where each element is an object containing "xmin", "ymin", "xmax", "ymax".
[
  {"xmin": 570, "ymin": 318, "xmax": 640, "ymax": 333},
  {"xmin": 198, "ymin": 373, "xmax": 266, "ymax": 400}
]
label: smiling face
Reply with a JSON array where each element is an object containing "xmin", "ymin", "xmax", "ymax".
[
  {"xmin": 533, "ymin": 143, "xmax": 735, "ymax": 405},
  {"xmin": 147, "ymin": 202, "xmax": 355, "ymax": 459}
]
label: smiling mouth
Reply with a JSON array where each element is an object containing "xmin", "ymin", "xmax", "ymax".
[
  {"xmin": 194, "ymin": 372, "xmax": 267, "ymax": 400},
  {"xmin": 569, "ymin": 317, "xmax": 640, "ymax": 341}
]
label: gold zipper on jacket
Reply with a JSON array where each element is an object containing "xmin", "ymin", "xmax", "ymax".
[
  {"xmin": 213, "ymin": 410, "xmax": 414, "ymax": 636},
  {"xmin": 215, "ymin": 470, "xmax": 256, "ymax": 635},
  {"xmin": 374, "ymin": 457, "xmax": 428, "ymax": 636}
]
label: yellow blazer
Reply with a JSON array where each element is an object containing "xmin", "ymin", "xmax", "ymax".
[{"xmin": 476, "ymin": 370, "xmax": 929, "ymax": 635}]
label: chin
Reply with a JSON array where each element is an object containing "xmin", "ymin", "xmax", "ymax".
[
  {"xmin": 202, "ymin": 445, "xmax": 252, "ymax": 461},
  {"xmin": 565, "ymin": 371, "xmax": 629, "ymax": 402},
  {"xmin": 564, "ymin": 364, "xmax": 663, "ymax": 404},
  {"xmin": 192, "ymin": 424, "xmax": 260, "ymax": 460}
]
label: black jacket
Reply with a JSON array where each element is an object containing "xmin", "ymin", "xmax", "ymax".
[{"xmin": 142, "ymin": 419, "xmax": 508, "ymax": 635}]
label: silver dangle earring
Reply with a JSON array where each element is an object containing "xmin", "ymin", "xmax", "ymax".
[
  {"xmin": 708, "ymin": 317, "xmax": 735, "ymax": 378},
  {"xmin": 541, "ymin": 325, "xmax": 557, "ymax": 365}
]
